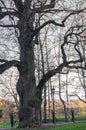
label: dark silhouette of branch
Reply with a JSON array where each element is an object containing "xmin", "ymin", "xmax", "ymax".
[
  {"xmin": 61, "ymin": 25, "xmax": 86, "ymax": 63},
  {"xmin": 0, "ymin": 0, "xmax": 18, "ymax": 19},
  {"xmin": 0, "ymin": 24, "xmax": 18, "ymax": 28},
  {"xmin": 37, "ymin": 60, "xmax": 86, "ymax": 91},
  {"xmin": 75, "ymin": 94, "xmax": 86, "ymax": 103},
  {"xmin": 33, "ymin": 0, "xmax": 55, "ymax": 12},
  {"xmin": 0, "ymin": 11, "xmax": 18, "ymax": 20},
  {"xmin": 37, "ymin": 22, "xmax": 86, "ymax": 91},
  {"xmin": 37, "ymin": 62, "xmax": 66, "ymax": 90},
  {"xmin": 62, "ymin": 8, "xmax": 86, "ymax": 23},
  {"xmin": 33, "ymin": 20, "xmax": 65, "ymax": 37},
  {"xmin": 0, "ymin": 60, "xmax": 20, "ymax": 74},
  {"xmin": 34, "ymin": 8, "xmax": 86, "ymax": 37}
]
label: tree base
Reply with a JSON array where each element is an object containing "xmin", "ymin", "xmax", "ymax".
[{"xmin": 17, "ymin": 106, "xmax": 41, "ymax": 128}]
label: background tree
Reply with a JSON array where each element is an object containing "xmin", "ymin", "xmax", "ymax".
[{"xmin": 0, "ymin": 68, "xmax": 19, "ymax": 109}]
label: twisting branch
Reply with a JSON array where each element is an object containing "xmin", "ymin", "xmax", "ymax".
[
  {"xmin": 0, "ymin": 11, "xmax": 18, "ymax": 20},
  {"xmin": 67, "ymin": 93, "xmax": 86, "ymax": 103},
  {"xmin": 37, "ymin": 23, "xmax": 86, "ymax": 91},
  {"xmin": 0, "ymin": 0, "xmax": 18, "ymax": 19},
  {"xmin": 0, "ymin": 60, "xmax": 20, "ymax": 74},
  {"xmin": 37, "ymin": 62, "xmax": 67, "ymax": 90},
  {"xmin": 61, "ymin": 41, "xmax": 67, "ymax": 63},
  {"xmin": 33, "ymin": 20, "xmax": 65, "ymax": 37},
  {"xmin": 62, "ymin": 8, "xmax": 86, "ymax": 23},
  {"xmin": 61, "ymin": 25, "xmax": 86, "ymax": 64},
  {"xmin": 75, "ymin": 94, "xmax": 86, "ymax": 103},
  {"xmin": 74, "ymin": 37, "xmax": 83, "ymax": 62},
  {"xmin": 37, "ymin": 60, "xmax": 86, "ymax": 91},
  {"xmin": 33, "ymin": 8, "xmax": 86, "ymax": 37}
]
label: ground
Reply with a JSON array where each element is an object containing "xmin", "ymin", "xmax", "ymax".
[{"xmin": 0, "ymin": 121, "xmax": 86, "ymax": 130}]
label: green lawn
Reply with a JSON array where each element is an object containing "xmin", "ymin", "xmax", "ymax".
[
  {"xmin": 5, "ymin": 122, "xmax": 86, "ymax": 130},
  {"xmin": 0, "ymin": 119, "xmax": 18, "ymax": 128},
  {"xmin": 0, "ymin": 116, "xmax": 86, "ymax": 130},
  {"xmin": 0, "ymin": 115, "xmax": 86, "ymax": 128},
  {"xmin": 43, "ymin": 115, "xmax": 86, "ymax": 120},
  {"xmin": 75, "ymin": 115, "xmax": 86, "ymax": 120}
]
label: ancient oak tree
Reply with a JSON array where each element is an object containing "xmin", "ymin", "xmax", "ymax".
[{"xmin": 0, "ymin": 0, "xmax": 86, "ymax": 128}]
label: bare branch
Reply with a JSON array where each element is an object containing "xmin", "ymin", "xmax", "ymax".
[
  {"xmin": 37, "ymin": 59, "xmax": 86, "ymax": 93},
  {"xmin": 75, "ymin": 94, "xmax": 86, "ymax": 103},
  {"xmin": 33, "ymin": 0, "xmax": 55, "ymax": 12},
  {"xmin": 33, "ymin": 20, "xmax": 65, "ymax": 37},
  {"xmin": 0, "ymin": 60, "xmax": 20, "ymax": 74},
  {"xmin": 0, "ymin": 24, "xmax": 18, "ymax": 28},
  {"xmin": 37, "ymin": 62, "xmax": 66, "ymax": 90},
  {"xmin": 62, "ymin": 8, "xmax": 86, "ymax": 23},
  {"xmin": 34, "ymin": 8, "xmax": 86, "ymax": 36},
  {"xmin": 0, "ymin": 11, "xmax": 18, "ymax": 20},
  {"xmin": 61, "ymin": 25, "xmax": 86, "ymax": 63}
]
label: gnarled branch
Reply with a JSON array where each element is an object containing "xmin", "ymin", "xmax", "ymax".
[
  {"xmin": 0, "ymin": 11, "xmax": 18, "ymax": 20},
  {"xmin": 33, "ymin": 8, "xmax": 86, "ymax": 37},
  {"xmin": 0, "ymin": 59, "xmax": 20, "ymax": 74},
  {"xmin": 33, "ymin": 20, "xmax": 65, "ymax": 37}
]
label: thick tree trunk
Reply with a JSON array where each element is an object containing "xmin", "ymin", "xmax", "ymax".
[
  {"xmin": 16, "ymin": 52, "xmax": 36, "ymax": 127},
  {"xmin": 16, "ymin": 4, "xmax": 40, "ymax": 127},
  {"xmin": 16, "ymin": 40, "xmax": 37, "ymax": 127}
]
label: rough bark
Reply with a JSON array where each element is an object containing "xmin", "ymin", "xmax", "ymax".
[{"xmin": 16, "ymin": 2, "xmax": 37, "ymax": 127}]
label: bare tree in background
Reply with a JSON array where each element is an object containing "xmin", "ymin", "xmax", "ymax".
[{"xmin": 0, "ymin": 68, "xmax": 19, "ymax": 109}]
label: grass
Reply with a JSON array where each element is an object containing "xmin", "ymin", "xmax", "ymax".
[
  {"xmin": 0, "ymin": 120, "xmax": 10, "ymax": 127},
  {"xmin": 43, "ymin": 115, "xmax": 86, "ymax": 120},
  {"xmin": 0, "ymin": 115, "xmax": 86, "ymax": 129},
  {"xmin": 5, "ymin": 122, "xmax": 86, "ymax": 130},
  {"xmin": 75, "ymin": 115, "xmax": 86, "ymax": 120},
  {"xmin": 0, "ymin": 119, "xmax": 18, "ymax": 128},
  {"xmin": 42, "ymin": 115, "xmax": 86, "ymax": 122}
]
